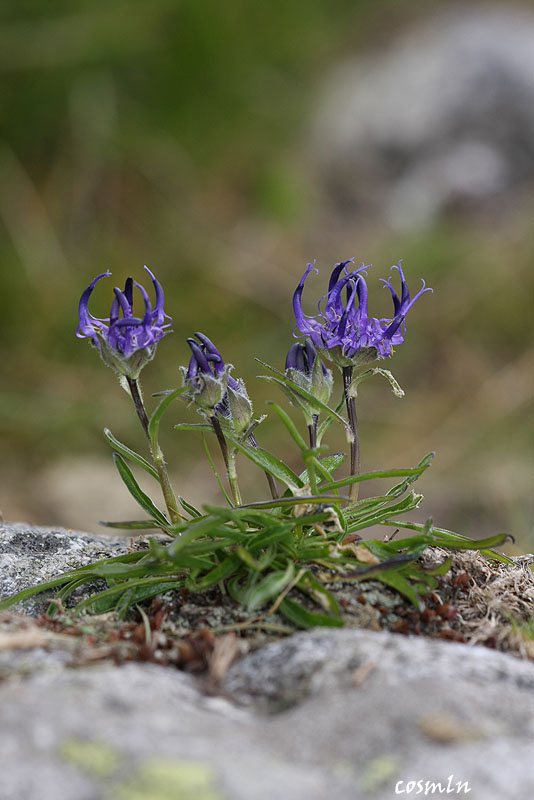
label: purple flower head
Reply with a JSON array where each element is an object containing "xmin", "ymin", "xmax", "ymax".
[
  {"xmin": 293, "ymin": 259, "xmax": 432, "ymax": 367},
  {"xmin": 284, "ymin": 339, "xmax": 333, "ymax": 419},
  {"xmin": 77, "ymin": 266, "xmax": 172, "ymax": 378},
  {"xmin": 181, "ymin": 333, "xmax": 253, "ymax": 433}
]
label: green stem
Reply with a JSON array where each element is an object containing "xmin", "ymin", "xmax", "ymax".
[
  {"xmin": 127, "ymin": 377, "xmax": 181, "ymax": 524},
  {"xmin": 210, "ymin": 415, "xmax": 242, "ymax": 506},
  {"xmin": 227, "ymin": 450, "xmax": 243, "ymax": 507},
  {"xmin": 342, "ymin": 366, "xmax": 360, "ymax": 501}
]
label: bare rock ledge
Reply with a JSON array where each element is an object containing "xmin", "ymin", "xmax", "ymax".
[{"xmin": 1, "ymin": 522, "xmax": 534, "ymax": 800}]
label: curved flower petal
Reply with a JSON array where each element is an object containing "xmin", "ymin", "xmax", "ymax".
[{"xmin": 76, "ymin": 270, "xmax": 112, "ymax": 339}]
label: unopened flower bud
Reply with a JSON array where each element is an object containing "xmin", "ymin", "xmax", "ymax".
[{"xmin": 285, "ymin": 339, "xmax": 333, "ymax": 418}]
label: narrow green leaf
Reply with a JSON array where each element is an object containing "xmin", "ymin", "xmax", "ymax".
[
  {"xmin": 382, "ymin": 520, "xmax": 513, "ymax": 563},
  {"xmin": 239, "ymin": 494, "xmax": 347, "ymax": 511},
  {"xmin": 185, "ymin": 555, "xmax": 240, "ymax": 591},
  {"xmin": 225, "ymin": 435, "xmax": 304, "ymax": 490},
  {"xmin": 174, "ymin": 422, "xmax": 214, "ymax": 433},
  {"xmin": 246, "ymin": 562, "xmax": 296, "ymax": 611},
  {"xmin": 377, "ymin": 570, "xmax": 424, "ymax": 610},
  {"xmin": 179, "ymin": 497, "xmax": 202, "ymax": 518},
  {"xmin": 421, "ymin": 557, "xmax": 453, "ymax": 576},
  {"xmin": 74, "ymin": 577, "xmax": 180, "ymax": 614},
  {"xmin": 279, "ymin": 596, "xmax": 344, "ymax": 629},
  {"xmin": 0, "ymin": 573, "xmax": 90, "ymax": 610},
  {"xmin": 112, "ymin": 453, "xmax": 171, "ymax": 532},
  {"xmin": 266, "ymin": 402, "xmax": 308, "ymax": 450},
  {"xmin": 99, "ymin": 520, "xmax": 161, "ymax": 530},
  {"xmin": 258, "ymin": 371, "xmax": 352, "ymax": 437},
  {"xmin": 323, "ymin": 462, "xmax": 431, "ymax": 493},
  {"xmin": 297, "ymin": 571, "xmax": 342, "ymax": 617},
  {"xmin": 347, "ymin": 492, "xmax": 423, "ymax": 532},
  {"xmin": 299, "ymin": 453, "xmax": 346, "ymax": 485},
  {"xmin": 148, "ymin": 388, "xmax": 186, "ymax": 449},
  {"xmin": 104, "ymin": 428, "xmax": 158, "ymax": 480},
  {"xmin": 202, "ymin": 433, "xmax": 232, "ymax": 506}
]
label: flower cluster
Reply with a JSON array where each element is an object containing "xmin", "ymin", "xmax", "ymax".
[
  {"xmin": 293, "ymin": 259, "xmax": 432, "ymax": 367},
  {"xmin": 76, "ymin": 266, "xmax": 172, "ymax": 379}
]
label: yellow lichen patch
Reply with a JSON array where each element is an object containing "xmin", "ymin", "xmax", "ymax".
[
  {"xmin": 360, "ymin": 755, "xmax": 401, "ymax": 793},
  {"xmin": 112, "ymin": 758, "xmax": 224, "ymax": 800},
  {"xmin": 59, "ymin": 738, "xmax": 121, "ymax": 778}
]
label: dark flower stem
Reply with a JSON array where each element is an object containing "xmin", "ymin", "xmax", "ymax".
[
  {"xmin": 248, "ymin": 433, "xmax": 278, "ymax": 500},
  {"xmin": 127, "ymin": 377, "xmax": 150, "ymax": 436},
  {"xmin": 127, "ymin": 377, "xmax": 181, "ymax": 524},
  {"xmin": 210, "ymin": 415, "xmax": 242, "ymax": 506},
  {"xmin": 342, "ymin": 366, "xmax": 360, "ymax": 501},
  {"xmin": 308, "ymin": 414, "xmax": 318, "ymax": 449}
]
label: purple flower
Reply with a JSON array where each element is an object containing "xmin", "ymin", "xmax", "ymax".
[
  {"xmin": 77, "ymin": 266, "xmax": 172, "ymax": 378},
  {"xmin": 182, "ymin": 333, "xmax": 253, "ymax": 432},
  {"xmin": 293, "ymin": 259, "xmax": 432, "ymax": 366}
]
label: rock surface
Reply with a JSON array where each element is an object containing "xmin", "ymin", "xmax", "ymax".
[
  {"xmin": 2, "ymin": 523, "xmax": 534, "ymax": 800},
  {"xmin": 312, "ymin": 6, "xmax": 534, "ymax": 229}
]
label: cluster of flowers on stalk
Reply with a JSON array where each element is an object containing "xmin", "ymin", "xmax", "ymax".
[{"xmin": 77, "ymin": 258, "xmax": 431, "ymax": 510}]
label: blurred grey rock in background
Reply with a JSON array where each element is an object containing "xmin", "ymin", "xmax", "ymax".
[{"xmin": 312, "ymin": 7, "xmax": 534, "ymax": 229}]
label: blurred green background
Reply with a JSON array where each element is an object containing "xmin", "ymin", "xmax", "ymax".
[{"xmin": 1, "ymin": 0, "xmax": 533, "ymax": 550}]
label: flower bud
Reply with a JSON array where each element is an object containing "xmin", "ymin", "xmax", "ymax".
[
  {"xmin": 285, "ymin": 339, "xmax": 333, "ymax": 412},
  {"xmin": 181, "ymin": 333, "xmax": 230, "ymax": 412},
  {"xmin": 226, "ymin": 379, "xmax": 254, "ymax": 436}
]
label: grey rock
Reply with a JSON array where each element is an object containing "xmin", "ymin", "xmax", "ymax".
[
  {"xmin": 2, "ymin": 523, "xmax": 534, "ymax": 800},
  {"xmin": 0, "ymin": 522, "xmax": 127, "ymax": 615},
  {"xmin": 224, "ymin": 627, "xmax": 534, "ymax": 708},
  {"xmin": 312, "ymin": 7, "xmax": 534, "ymax": 228}
]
